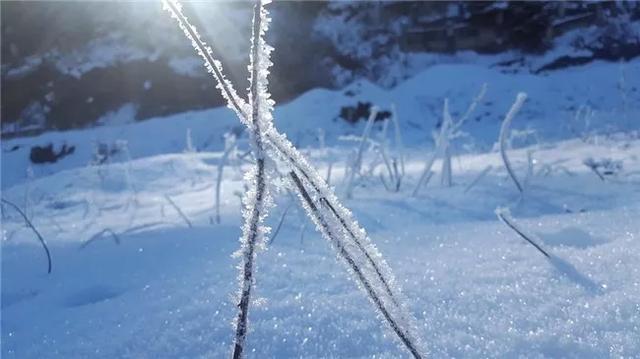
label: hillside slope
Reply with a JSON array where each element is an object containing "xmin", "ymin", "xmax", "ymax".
[{"xmin": 3, "ymin": 59, "xmax": 639, "ymax": 189}]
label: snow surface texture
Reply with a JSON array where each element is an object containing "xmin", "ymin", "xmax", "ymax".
[{"xmin": 2, "ymin": 132, "xmax": 640, "ymax": 357}]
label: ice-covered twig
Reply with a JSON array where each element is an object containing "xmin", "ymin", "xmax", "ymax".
[
  {"xmin": 451, "ymin": 82, "xmax": 487, "ymax": 133},
  {"xmin": 289, "ymin": 171, "xmax": 424, "ymax": 358},
  {"xmin": 415, "ymin": 84, "xmax": 487, "ymax": 193},
  {"xmin": 165, "ymin": 2, "xmax": 422, "ymax": 355},
  {"xmin": 495, "ymin": 207, "xmax": 549, "ymax": 258},
  {"xmin": 1, "ymin": 198, "xmax": 52, "ymax": 274},
  {"xmin": 231, "ymin": 2, "xmax": 275, "ymax": 358},
  {"xmin": 164, "ymin": 194, "xmax": 193, "ymax": 228},
  {"xmin": 162, "ymin": 0, "xmax": 250, "ymax": 122},
  {"xmin": 498, "ymin": 92, "xmax": 527, "ymax": 194}
]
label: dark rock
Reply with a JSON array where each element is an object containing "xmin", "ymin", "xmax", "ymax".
[
  {"xmin": 29, "ymin": 143, "xmax": 75, "ymax": 164},
  {"xmin": 338, "ymin": 102, "xmax": 392, "ymax": 124}
]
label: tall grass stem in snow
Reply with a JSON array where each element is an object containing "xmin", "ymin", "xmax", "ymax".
[
  {"xmin": 163, "ymin": 194, "xmax": 193, "ymax": 228},
  {"xmin": 499, "ymin": 92, "xmax": 527, "ymax": 194},
  {"xmin": 80, "ymin": 228, "xmax": 121, "ymax": 249},
  {"xmin": 413, "ymin": 100, "xmax": 450, "ymax": 196},
  {"xmin": 414, "ymin": 85, "xmax": 486, "ymax": 195},
  {"xmin": 1, "ymin": 198, "xmax": 52, "ymax": 274},
  {"xmin": 345, "ymin": 107, "xmax": 377, "ymax": 199},
  {"xmin": 495, "ymin": 207, "xmax": 549, "ymax": 258},
  {"xmin": 464, "ymin": 165, "xmax": 493, "ymax": 193}
]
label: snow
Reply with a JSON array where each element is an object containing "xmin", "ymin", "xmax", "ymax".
[
  {"xmin": 2, "ymin": 128, "xmax": 640, "ymax": 357},
  {"xmin": 3, "ymin": 58, "xmax": 638, "ymax": 190},
  {"xmin": 95, "ymin": 103, "xmax": 138, "ymax": 127},
  {"xmin": 2, "ymin": 52, "xmax": 640, "ymax": 357}
]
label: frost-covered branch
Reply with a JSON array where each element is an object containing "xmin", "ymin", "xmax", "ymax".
[
  {"xmin": 232, "ymin": 2, "xmax": 274, "ymax": 358},
  {"xmin": 414, "ymin": 85, "xmax": 486, "ymax": 195},
  {"xmin": 498, "ymin": 93, "xmax": 527, "ymax": 194},
  {"xmin": 290, "ymin": 171, "xmax": 424, "ymax": 358},
  {"xmin": 162, "ymin": 0, "xmax": 250, "ymax": 122},
  {"xmin": 451, "ymin": 82, "xmax": 487, "ymax": 133},
  {"xmin": 164, "ymin": 1, "xmax": 423, "ymax": 355},
  {"xmin": 1, "ymin": 198, "xmax": 52, "ymax": 274}
]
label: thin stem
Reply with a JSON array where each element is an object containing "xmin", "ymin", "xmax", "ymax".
[
  {"xmin": 80, "ymin": 228, "xmax": 120, "ymax": 249},
  {"xmin": 1, "ymin": 198, "xmax": 52, "ymax": 274},
  {"xmin": 232, "ymin": 2, "xmax": 269, "ymax": 358},
  {"xmin": 164, "ymin": 194, "xmax": 193, "ymax": 228},
  {"xmin": 496, "ymin": 208, "xmax": 550, "ymax": 258},
  {"xmin": 464, "ymin": 165, "xmax": 493, "ymax": 193},
  {"xmin": 267, "ymin": 201, "xmax": 291, "ymax": 246},
  {"xmin": 499, "ymin": 93, "xmax": 527, "ymax": 193}
]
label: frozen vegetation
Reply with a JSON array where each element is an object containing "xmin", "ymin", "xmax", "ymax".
[
  {"xmin": 2, "ymin": 1, "xmax": 640, "ymax": 358},
  {"xmin": 3, "ymin": 131, "xmax": 640, "ymax": 357}
]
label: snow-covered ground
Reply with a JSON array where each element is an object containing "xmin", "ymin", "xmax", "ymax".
[
  {"xmin": 2, "ymin": 59, "xmax": 639, "ymax": 189},
  {"xmin": 2, "ymin": 128, "xmax": 640, "ymax": 357}
]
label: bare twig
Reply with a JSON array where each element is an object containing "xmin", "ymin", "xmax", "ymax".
[
  {"xmin": 583, "ymin": 158, "xmax": 606, "ymax": 181},
  {"xmin": 163, "ymin": 194, "xmax": 193, "ymax": 228},
  {"xmin": 1, "ymin": 198, "xmax": 52, "ymax": 274},
  {"xmin": 267, "ymin": 201, "xmax": 292, "ymax": 246},
  {"xmin": 463, "ymin": 165, "xmax": 493, "ymax": 193},
  {"xmin": 495, "ymin": 207, "xmax": 549, "ymax": 258},
  {"xmin": 345, "ymin": 107, "xmax": 378, "ymax": 199},
  {"xmin": 80, "ymin": 228, "xmax": 120, "ymax": 249}
]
